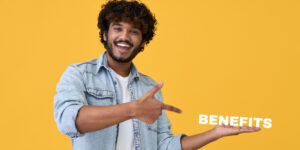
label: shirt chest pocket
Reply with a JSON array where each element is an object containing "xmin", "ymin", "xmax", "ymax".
[{"xmin": 85, "ymin": 88, "xmax": 115, "ymax": 106}]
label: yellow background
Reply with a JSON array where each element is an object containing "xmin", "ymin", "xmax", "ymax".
[{"xmin": 1, "ymin": 0, "xmax": 299, "ymax": 149}]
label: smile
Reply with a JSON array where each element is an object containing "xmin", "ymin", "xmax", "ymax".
[
  {"xmin": 115, "ymin": 42, "xmax": 133, "ymax": 52},
  {"xmin": 116, "ymin": 43, "xmax": 131, "ymax": 48},
  {"xmin": 114, "ymin": 41, "xmax": 133, "ymax": 52}
]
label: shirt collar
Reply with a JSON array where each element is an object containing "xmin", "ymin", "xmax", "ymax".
[{"xmin": 96, "ymin": 51, "xmax": 140, "ymax": 80}]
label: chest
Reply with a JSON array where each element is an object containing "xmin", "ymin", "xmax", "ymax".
[{"xmin": 82, "ymin": 70, "xmax": 151, "ymax": 106}]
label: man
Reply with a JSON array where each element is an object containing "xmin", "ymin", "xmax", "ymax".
[{"xmin": 54, "ymin": 0, "xmax": 260, "ymax": 150}]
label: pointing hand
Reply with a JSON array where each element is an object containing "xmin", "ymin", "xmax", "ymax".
[{"xmin": 132, "ymin": 82, "xmax": 181, "ymax": 124}]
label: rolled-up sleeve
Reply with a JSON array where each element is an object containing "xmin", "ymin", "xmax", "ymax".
[
  {"xmin": 156, "ymin": 91, "xmax": 186, "ymax": 150},
  {"xmin": 54, "ymin": 64, "xmax": 87, "ymax": 138}
]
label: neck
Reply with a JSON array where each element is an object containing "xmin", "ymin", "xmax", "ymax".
[{"xmin": 106, "ymin": 53, "xmax": 131, "ymax": 77}]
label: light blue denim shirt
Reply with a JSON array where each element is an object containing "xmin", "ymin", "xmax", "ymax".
[{"xmin": 54, "ymin": 52, "xmax": 185, "ymax": 150}]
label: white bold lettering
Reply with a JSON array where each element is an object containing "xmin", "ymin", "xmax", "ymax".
[
  {"xmin": 199, "ymin": 114, "xmax": 208, "ymax": 124},
  {"xmin": 230, "ymin": 116, "xmax": 239, "ymax": 126},
  {"xmin": 263, "ymin": 118, "xmax": 272, "ymax": 128},
  {"xmin": 209, "ymin": 115, "xmax": 218, "ymax": 125},
  {"xmin": 239, "ymin": 117, "xmax": 248, "ymax": 126},
  {"xmin": 218, "ymin": 115, "xmax": 229, "ymax": 125},
  {"xmin": 253, "ymin": 118, "xmax": 263, "ymax": 127}
]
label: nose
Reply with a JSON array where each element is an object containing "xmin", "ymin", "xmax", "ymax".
[{"xmin": 119, "ymin": 30, "xmax": 130, "ymax": 41}]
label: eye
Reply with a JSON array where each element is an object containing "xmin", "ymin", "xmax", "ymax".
[
  {"xmin": 130, "ymin": 30, "xmax": 140, "ymax": 35},
  {"xmin": 113, "ymin": 27, "xmax": 122, "ymax": 32}
]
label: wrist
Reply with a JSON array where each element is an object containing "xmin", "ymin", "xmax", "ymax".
[
  {"xmin": 210, "ymin": 127, "xmax": 223, "ymax": 140},
  {"xmin": 128, "ymin": 101, "xmax": 138, "ymax": 119}
]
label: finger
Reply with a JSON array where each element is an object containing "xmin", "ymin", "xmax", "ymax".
[
  {"xmin": 219, "ymin": 124, "xmax": 225, "ymax": 127},
  {"xmin": 226, "ymin": 124, "xmax": 233, "ymax": 128},
  {"xmin": 162, "ymin": 103, "xmax": 182, "ymax": 113},
  {"xmin": 220, "ymin": 123, "xmax": 230, "ymax": 127},
  {"xmin": 146, "ymin": 82, "xmax": 163, "ymax": 96},
  {"xmin": 250, "ymin": 127, "xmax": 261, "ymax": 132},
  {"xmin": 240, "ymin": 126, "xmax": 261, "ymax": 132},
  {"xmin": 240, "ymin": 126, "xmax": 248, "ymax": 131}
]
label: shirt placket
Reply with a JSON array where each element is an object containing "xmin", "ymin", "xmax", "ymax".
[{"xmin": 129, "ymin": 80, "xmax": 141, "ymax": 150}]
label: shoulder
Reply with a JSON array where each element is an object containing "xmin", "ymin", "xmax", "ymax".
[
  {"xmin": 56, "ymin": 59, "xmax": 98, "ymax": 91},
  {"xmin": 67, "ymin": 58, "xmax": 98, "ymax": 74}
]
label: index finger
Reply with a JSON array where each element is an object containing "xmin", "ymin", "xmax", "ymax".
[{"xmin": 162, "ymin": 103, "xmax": 182, "ymax": 113}]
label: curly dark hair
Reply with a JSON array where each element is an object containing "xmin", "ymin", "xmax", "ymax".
[{"xmin": 97, "ymin": 0, "xmax": 157, "ymax": 49}]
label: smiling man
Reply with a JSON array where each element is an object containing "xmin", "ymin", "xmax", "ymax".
[
  {"xmin": 105, "ymin": 22, "xmax": 142, "ymax": 63},
  {"xmin": 54, "ymin": 0, "xmax": 260, "ymax": 150}
]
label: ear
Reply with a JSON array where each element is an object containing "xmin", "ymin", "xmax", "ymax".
[
  {"xmin": 141, "ymin": 41, "xmax": 146, "ymax": 47},
  {"xmin": 139, "ymin": 41, "xmax": 146, "ymax": 52},
  {"xmin": 103, "ymin": 31, "xmax": 107, "ymax": 41}
]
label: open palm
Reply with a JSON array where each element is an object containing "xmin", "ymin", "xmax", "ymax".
[{"xmin": 213, "ymin": 125, "xmax": 261, "ymax": 138}]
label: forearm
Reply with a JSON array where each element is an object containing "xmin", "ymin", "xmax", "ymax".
[
  {"xmin": 75, "ymin": 102, "xmax": 135, "ymax": 133},
  {"xmin": 181, "ymin": 128, "xmax": 221, "ymax": 150}
]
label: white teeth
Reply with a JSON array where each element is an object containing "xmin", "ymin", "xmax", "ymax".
[{"xmin": 117, "ymin": 43, "xmax": 130, "ymax": 47}]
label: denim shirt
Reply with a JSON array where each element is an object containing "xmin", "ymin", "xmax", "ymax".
[{"xmin": 54, "ymin": 52, "xmax": 185, "ymax": 150}]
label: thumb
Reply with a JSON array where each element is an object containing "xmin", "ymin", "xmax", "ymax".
[{"xmin": 147, "ymin": 82, "xmax": 163, "ymax": 96}]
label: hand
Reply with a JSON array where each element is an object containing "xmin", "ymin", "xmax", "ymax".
[
  {"xmin": 132, "ymin": 82, "xmax": 182, "ymax": 124},
  {"xmin": 212, "ymin": 124, "xmax": 261, "ymax": 138}
]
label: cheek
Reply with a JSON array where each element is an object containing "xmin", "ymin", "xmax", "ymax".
[
  {"xmin": 133, "ymin": 36, "xmax": 143, "ymax": 46},
  {"xmin": 107, "ymin": 31, "xmax": 117, "ymax": 41},
  {"xmin": 107, "ymin": 37, "xmax": 116, "ymax": 47}
]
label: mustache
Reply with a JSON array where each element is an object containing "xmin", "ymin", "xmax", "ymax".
[{"xmin": 114, "ymin": 40, "xmax": 133, "ymax": 47}]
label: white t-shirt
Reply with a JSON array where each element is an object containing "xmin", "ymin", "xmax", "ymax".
[{"xmin": 111, "ymin": 69, "xmax": 135, "ymax": 150}]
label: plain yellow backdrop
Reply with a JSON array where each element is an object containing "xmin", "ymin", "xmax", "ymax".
[{"xmin": 1, "ymin": 0, "xmax": 299, "ymax": 149}]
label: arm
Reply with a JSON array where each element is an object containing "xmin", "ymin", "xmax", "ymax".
[
  {"xmin": 76, "ymin": 82, "xmax": 181, "ymax": 133},
  {"xmin": 181, "ymin": 125, "xmax": 261, "ymax": 150},
  {"xmin": 180, "ymin": 128, "xmax": 219, "ymax": 150},
  {"xmin": 75, "ymin": 103, "xmax": 134, "ymax": 133},
  {"xmin": 54, "ymin": 65, "xmax": 180, "ymax": 137}
]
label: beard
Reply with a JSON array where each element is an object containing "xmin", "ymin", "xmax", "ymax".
[{"xmin": 105, "ymin": 39, "xmax": 143, "ymax": 63}]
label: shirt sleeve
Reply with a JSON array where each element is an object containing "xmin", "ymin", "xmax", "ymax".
[
  {"xmin": 155, "ymin": 91, "xmax": 186, "ymax": 150},
  {"xmin": 54, "ymin": 64, "xmax": 87, "ymax": 138}
]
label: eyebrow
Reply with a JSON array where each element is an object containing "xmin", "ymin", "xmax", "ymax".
[
  {"xmin": 111, "ymin": 23, "xmax": 122, "ymax": 27},
  {"xmin": 132, "ymin": 26, "xmax": 140, "ymax": 30},
  {"xmin": 111, "ymin": 23, "xmax": 141, "ymax": 30}
]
